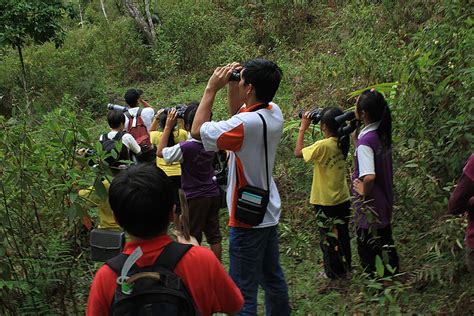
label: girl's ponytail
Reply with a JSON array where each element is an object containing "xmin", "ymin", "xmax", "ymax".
[{"xmin": 378, "ymin": 103, "xmax": 392, "ymax": 148}]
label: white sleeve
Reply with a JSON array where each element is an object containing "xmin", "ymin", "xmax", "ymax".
[
  {"xmin": 357, "ymin": 145, "xmax": 375, "ymax": 177},
  {"xmin": 122, "ymin": 134, "xmax": 141, "ymax": 154},
  {"xmin": 162, "ymin": 144, "xmax": 183, "ymax": 164},
  {"xmin": 200, "ymin": 116, "xmax": 244, "ymax": 152},
  {"xmin": 141, "ymin": 108, "xmax": 155, "ymax": 132}
]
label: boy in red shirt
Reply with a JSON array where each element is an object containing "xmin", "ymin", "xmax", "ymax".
[{"xmin": 86, "ymin": 164, "xmax": 243, "ymax": 315}]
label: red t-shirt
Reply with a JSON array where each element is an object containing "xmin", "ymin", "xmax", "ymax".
[{"xmin": 86, "ymin": 235, "xmax": 243, "ymax": 316}]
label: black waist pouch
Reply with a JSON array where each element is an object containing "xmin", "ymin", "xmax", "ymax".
[
  {"xmin": 90, "ymin": 229, "xmax": 125, "ymax": 262},
  {"xmin": 234, "ymin": 185, "xmax": 269, "ymax": 226}
]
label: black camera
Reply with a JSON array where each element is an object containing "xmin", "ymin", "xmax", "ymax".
[
  {"xmin": 334, "ymin": 111, "xmax": 355, "ymax": 125},
  {"xmin": 298, "ymin": 108, "xmax": 323, "ymax": 124},
  {"xmin": 335, "ymin": 111, "xmax": 358, "ymax": 135},
  {"xmin": 107, "ymin": 103, "xmax": 129, "ymax": 112},
  {"xmin": 163, "ymin": 104, "xmax": 187, "ymax": 119},
  {"xmin": 229, "ymin": 69, "xmax": 241, "ymax": 82}
]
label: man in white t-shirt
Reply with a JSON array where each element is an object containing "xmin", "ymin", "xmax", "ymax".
[
  {"xmin": 123, "ymin": 89, "xmax": 155, "ymax": 162},
  {"xmin": 123, "ymin": 89, "xmax": 155, "ymax": 131},
  {"xmin": 191, "ymin": 59, "xmax": 290, "ymax": 315},
  {"xmin": 99, "ymin": 110, "xmax": 141, "ymax": 164}
]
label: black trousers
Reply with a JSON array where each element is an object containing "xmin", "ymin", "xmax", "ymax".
[
  {"xmin": 356, "ymin": 225, "xmax": 399, "ymax": 276},
  {"xmin": 169, "ymin": 175, "xmax": 182, "ymax": 214},
  {"xmin": 314, "ymin": 201, "xmax": 352, "ymax": 279}
]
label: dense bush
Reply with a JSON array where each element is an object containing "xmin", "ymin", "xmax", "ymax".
[{"xmin": 0, "ymin": 98, "xmax": 99, "ymax": 313}]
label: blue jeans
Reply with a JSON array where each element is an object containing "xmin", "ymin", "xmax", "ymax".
[{"xmin": 229, "ymin": 226, "xmax": 290, "ymax": 316}]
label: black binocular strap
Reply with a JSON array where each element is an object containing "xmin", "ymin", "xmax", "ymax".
[{"xmin": 256, "ymin": 113, "xmax": 270, "ymax": 192}]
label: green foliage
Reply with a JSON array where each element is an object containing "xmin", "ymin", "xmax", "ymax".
[
  {"xmin": 0, "ymin": 0, "xmax": 66, "ymax": 49},
  {"xmin": 394, "ymin": 1, "xmax": 474, "ymax": 182},
  {"xmin": 0, "ymin": 97, "xmax": 98, "ymax": 313},
  {"xmin": 157, "ymin": 0, "xmax": 228, "ymax": 71}
]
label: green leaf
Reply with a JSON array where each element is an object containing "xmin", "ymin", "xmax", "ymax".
[
  {"xmin": 375, "ymin": 255, "xmax": 385, "ymax": 278},
  {"xmin": 93, "ymin": 177, "xmax": 108, "ymax": 200},
  {"xmin": 77, "ymin": 126, "xmax": 89, "ymax": 141}
]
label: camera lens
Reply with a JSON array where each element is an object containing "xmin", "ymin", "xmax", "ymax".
[{"xmin": 334, "ymin": 111, "xmax": 355, "ymax": 124}]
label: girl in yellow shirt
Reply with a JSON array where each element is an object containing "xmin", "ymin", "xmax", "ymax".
[
  {"xmin": 294, "ymin": 106, "xmax": 352, "ymax": 284},
  {"xmin": 150, "ymin": 110, "xmax": 188, "ymax": 213}
]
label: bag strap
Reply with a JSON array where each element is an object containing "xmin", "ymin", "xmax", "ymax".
[
  {"xmin": 101, "ymin": 133, "xmax": 109, "ymax": 141},
  {"xmin": 256, "ymin": 113, "xmax": 270, "ymax": 191},
  {"xmin": 113, "ymin": 130, "xmax": 126, "ymax": 141},
  {"xmin": 234, "ymin": 105, "xmax": 270, "ymax": 191},
  {"xmin": 137, "ymin": 107, "xmax": 143, "ymax": 118},
  {"xmin": 106, "ymin": 253, "xmax": 129, "ymax": 275},
  {"xmin": 105, "ymin": 242, "xmax": 192, "ymax": 275},
  {"xmin": 155, "ymin": 241, "xmax": 192, "ymax": 270}
]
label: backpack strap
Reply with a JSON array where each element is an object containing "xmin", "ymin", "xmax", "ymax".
[
  {"xmin": 155, "ymin": 242, "xmax": 192, "ymax": 270},
  {"xmin": 106, "ymin": 253, "xmax": 129, "ymax": 275},
  {"xmin": 124, "ymin": 111, "xmax": 132, "ymax": 119},
  {"xmin": 113, "ymin": 130, "xmax": 126, "ymax": 141},
  {"xmin": 101, "ymin": 133, "xmax": 109, "ymax": 141},
  {"xmin": 105, "ymin": 242, "xmax": 192, "ymax": 275},
  {"xmin": 136, "ymin": 107, "xmax": 143, "ymax": 118}
]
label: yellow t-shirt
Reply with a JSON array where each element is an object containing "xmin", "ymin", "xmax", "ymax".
[
  {"xmin": 302, "ymin": 137, "xmax": 350, "ymax": 206},
  {"xmin": 79, "ymin": 180, "xmax": 120, "ymax": 230},
  {"xmin": 150, "ymin": 129, "xmax": 188, "ymax": 177}
]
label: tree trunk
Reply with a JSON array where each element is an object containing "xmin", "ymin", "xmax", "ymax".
[
  {"xmin": 144, "ymin": 0, "xmax": 156, "ymax": 40},
  {"xmin": 17, "ymin": 46, "xmax": 31, "ymax": 114},
  {"xmin": 100, "ymin": 0, "xmax": 109, "ymax": 23},
  {"xmin": 79, "ymin": 1, "xmax": 84, "ymax": 28},
  {"xmin": 123, "ymin": 0, "xmax": 156, "ymax": 45}
]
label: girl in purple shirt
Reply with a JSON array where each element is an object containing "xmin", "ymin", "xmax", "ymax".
[
  {"xmin": 156, "ymin": 103, "xmax": 222, "ymax": 260},
  {"xmin": 352, "ymin": 89, "xmax": 399, "ymax": 276}
]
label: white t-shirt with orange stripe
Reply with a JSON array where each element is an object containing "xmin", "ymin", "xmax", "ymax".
[{"xmin": 200, "ymin": 102, "xmax": 283, "ymax": 228}]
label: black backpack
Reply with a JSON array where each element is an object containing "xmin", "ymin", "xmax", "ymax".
[
  {"xmin": 100, "ymin": 131, "xmax": 130, "ymax": 167},
  {"xmin": 106, "ymin": 242, "xmax": 198, "ymax": 316}
]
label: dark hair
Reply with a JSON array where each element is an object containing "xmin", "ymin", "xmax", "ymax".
[
  {"xmin": 124, "ymin": 89, "xmax": 142, "ymax": 107},
  {"xmin": 107, "ymin": 110, "xmax": 125, "ymax": 129},
  {"xmin": 183, "ymin": 101, "xmax": 199, "ymax": 130},
  {"xmin": 357, "ymin": 89, "xmax": 392, "ymax": 148},
  {"xmin": 158, "ymin": 112, "xmax": 176, "ymax": 147},
  {"xmin": 320, "ymin": 106, "xmax": 350, "ymax": 159},
  {"xmin": 242, "ymin": 58, "xmax": 282, "ymax": 103},
  {"xmin": 109, "ymin": 163, "xmax": 174, "ymax": 239}
]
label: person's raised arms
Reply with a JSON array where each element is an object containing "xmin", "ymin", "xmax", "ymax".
[
  {"xmin": 191, "ymin": 66, "xmax": 233, "ymax": 140},
  {"xmin": 139, "ymin": 97, "xmax": 152, "ymax": 108},
  {"xmin": 227, "ymin": 62, "xmax": 243, "ymax": 115},
  {"xmin": 294, "ymin": 112, "xmax": 312, "ymax": 158},
  {"xmin": 150, "ymin": 109, "xmax": 164, "ymax": 132},
  {"xmin": 156, "ymin": 109, "xmax": 177, "ymax": 158}
]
